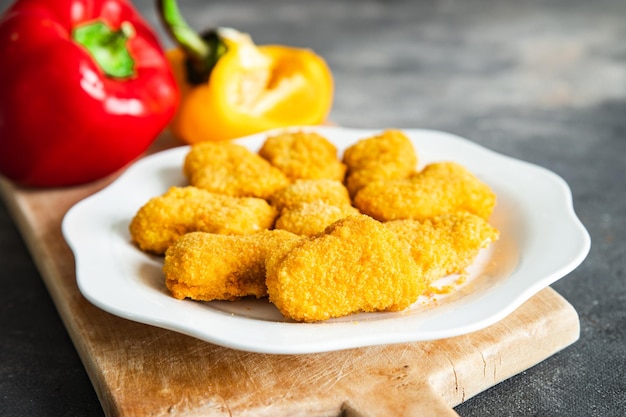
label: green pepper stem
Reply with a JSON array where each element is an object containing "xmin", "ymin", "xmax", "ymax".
[
  {"xmin": 72, "ymin": 20, "xmax": 135, "ymax": 79},
  {"xmin": 157, "ymin": 0, "xmax": 226, "ymax": 84}
]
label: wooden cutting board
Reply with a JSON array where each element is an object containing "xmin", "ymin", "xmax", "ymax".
[{"xmin": 0, "ymin": 132, "xmax": 580, "ymax": 417}]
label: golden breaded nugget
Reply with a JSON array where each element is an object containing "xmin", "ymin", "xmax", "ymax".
[
  {"xmin": 269, "ymin": 179, "xmax": 352, "ymax": 213},
  {"xmin": 385, "ymin": 212, "xmax": 499, "ymax": 284},
  {"xmin": 265, "ymin": 215, "xmax": 425, "ymax": 322},
  {"xmin": 184, "ymin": 141, "xmax": 289, "ymax": 199},
  {"xmin": 354, "ymin": 162, "xmax": 496, "ymax": 221},
  {"xmin": 343, "ymin": 129, "xmax": 418, "ymax": 196},
  {"xmin": 164, "ymin": 230, "xmax": 302, "ymax": 301},
  {"xmin": 129, "ymin": 186, "xmax": 277, "ymax": 255},
  {"xmin": 258, "ymin": 131, "xmax": 346, "ymax": 181},
  {"xmin": 274, "ymin": 201, "xmax": 360, "ymax": 237}
]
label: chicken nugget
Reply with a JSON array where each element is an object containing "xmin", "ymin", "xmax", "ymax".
[
  {"xmin": 274, "ymin": 201, "xmax": 360, "ymax": 237},
  {"xmin": 259, "ymin": 131, "xmax": 347, "ymax": 181},
  {"xmin": 269, "ymin": 179, "xmax": 352, "ymax": 213},
  {"xmin": 385, "ymin": 212, "xmax": 500, "ymax": 284},
  {"xmin": 265, "ymin": 215, "xmax": 425, "ymax": 322},
  {"xmin": 354, "ymin": 161, "xmax": 496, "ymax": 221},
  {"xmin": 129, "ymin": 186, "xmax": 277, "ymax": 255},
  {"xmin": 184, "ymin": 141, "xmax": 289, "ymax": 199},
  {"xmin": 343, "ymin": 129, "xmax": 418, "ymax": 196},
  {"xmin": 164, "ymin": 230, "xmax": 302, "ymax": 301}
]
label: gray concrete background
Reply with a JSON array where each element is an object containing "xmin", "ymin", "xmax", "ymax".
[{"xmin": 1, "ymin": 1, "xmax": 624, "ymax": 416}]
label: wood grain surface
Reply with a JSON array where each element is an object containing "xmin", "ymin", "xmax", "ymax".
[{"xmin": 0, "ymin": 133, "xmax": 580, "ymax": 417}]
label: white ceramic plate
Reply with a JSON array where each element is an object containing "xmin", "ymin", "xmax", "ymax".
[{"xmin": 62, "ymin": 127, "xmax": 590, "ymax": 354}]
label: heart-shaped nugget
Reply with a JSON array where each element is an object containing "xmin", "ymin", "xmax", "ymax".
[{"xmin": 265, "ymin": 215, "xmax": 425, "ymax": 322}]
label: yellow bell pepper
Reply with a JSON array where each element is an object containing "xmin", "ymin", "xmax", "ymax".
[{"xmin": 158, "ymin": 1, "xmax": 334, "ymax": 144}]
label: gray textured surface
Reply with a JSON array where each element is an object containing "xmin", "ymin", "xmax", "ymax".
[{"xmin": 1, "ymin": 0, "xmax": 624, "ymax": 416}]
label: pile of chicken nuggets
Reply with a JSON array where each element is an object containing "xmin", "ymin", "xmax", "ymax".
[{"xmin": 129, "ymin": 130, "xmax": 500, "ymax": 322}]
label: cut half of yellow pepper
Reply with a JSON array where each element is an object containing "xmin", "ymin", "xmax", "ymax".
[{"xmin": 159, "ymin": 1, "xmax": 333, "ymax": 144}]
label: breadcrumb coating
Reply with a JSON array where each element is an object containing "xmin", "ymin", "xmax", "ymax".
[
  {"xmin": 128, "ymin": 128, "xmax": 502, "ymax": 323},
  {"xmin": 258, "ymin": 131, "xmax": 347, "ymax": 181},
  {"xmin": 274, "ymin": 201, "xmax": 360, "ymax": 236},
  {"xmin": 184, "ymin": 141, "xmax": 289, "ymax": 199},
  {"xmin": 164, "ymin": 230, "xmax": 302, "ymax": 301},
  {"xmin": 129, "ymin": 186, "xmax": 277, "ymax": 255},
  {"xmin": 354, "ymin": 161, "xmax": 496, "ymax": 221},
  {"xmin": 343, "ymin": 129, "xmax": 418, "ymax": 196},
  {"xmin": 268, "ymin": 179, "xmax": 352, "ymax": 212},
  {"xmin": 385, "ymin": 212, "xmax": 500, "ymax": 284},
  {"xmin": 269, "ymin": 179, "xmax": 358, "ymax": 236},
  {"xmin": 265, "ymin": 215, "xmax": 425, "ymax": 322}
]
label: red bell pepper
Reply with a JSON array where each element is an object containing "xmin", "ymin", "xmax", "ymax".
[{"xmin": 0, "ymin": 0, "xmax": 179, "ymax": 187}]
